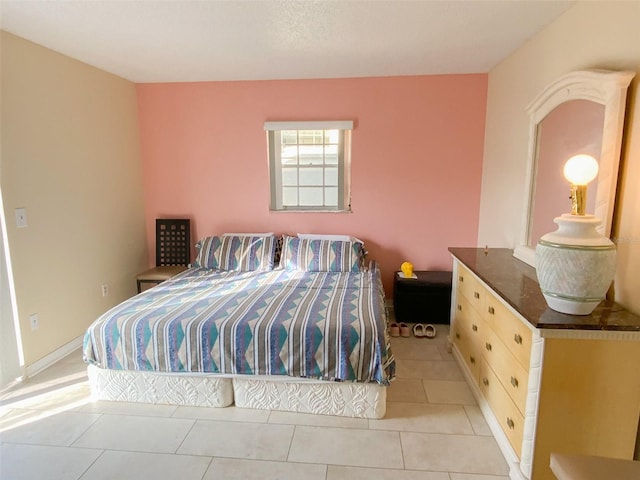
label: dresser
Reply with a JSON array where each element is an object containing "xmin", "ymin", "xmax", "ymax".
[{"xmin": 449, "ymin": 248, "xmax": 640, "ymax": 480}]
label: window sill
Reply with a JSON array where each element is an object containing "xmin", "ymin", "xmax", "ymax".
[{"xmin": 269, "ymin": 209, "xmax": 352, "ymax": 214}]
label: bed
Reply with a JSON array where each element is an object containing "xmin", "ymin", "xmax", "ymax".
[{"xmin": 83, "ymin": 234, "xmax": 396, "ymax": 418}]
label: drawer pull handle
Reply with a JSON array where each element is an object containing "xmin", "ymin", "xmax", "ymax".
[
  {"xmin": 458, "ymin": 304, "xmax": 462, "ymax": 311},
  {"xmin": 459, "ymin": 275, "xmax": 464, "ymax": 282},
  {"xmin": 469, "ymin": 356, "xmax": 476, "ymax": 364},
  {"xmin": 506, "ymin": 417, "xmax": 515, "ymax": 430},
  {"xmin": 472, "ymin": 324, "xmax": 478, "ymax": 332},
  {"xmin": 510, "ymin": 376, "xmax": 519, "ymax": 388},
  {"xmin": 514, "ymin": 333, "xmax": 523, "ymax": 345},
  {"xmin": 474, "ymin": 291, "xmax": 480, "ymax": 299},
  {"xmin": 482, "ymin": 377, "xmax": 489, "ymax": 386},
  {"xmin": 485, "ymin": 342, "xmax": 492, "ymax": 352},
  {"xmin": 487, "ymin": 306, "xmax": 495, "ymax": 315},
  {"xmin": 455, "ymin": 332, "xmax": 460, "ymax": 339}
]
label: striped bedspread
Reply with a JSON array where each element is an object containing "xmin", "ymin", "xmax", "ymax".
[{"xmin": 83, "ymin": 267, "xmax": 395, "ymax": 385}]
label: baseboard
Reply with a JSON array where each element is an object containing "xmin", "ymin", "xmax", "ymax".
[{"xmin": 25, "ymin": 335, "xmax": 83, "ymax": 378}]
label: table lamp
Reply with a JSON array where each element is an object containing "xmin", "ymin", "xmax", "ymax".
[{"xmin": 535, "ymin": 154, "xmax": 617, "ymax": 315}]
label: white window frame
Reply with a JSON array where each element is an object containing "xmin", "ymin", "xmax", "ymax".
[{"xmin": 265, "ymin": 121, "xmax": 353, "ymax": 212}]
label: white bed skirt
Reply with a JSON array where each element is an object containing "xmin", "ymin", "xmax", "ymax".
[
  {"xmin": 233, "ymin": 377, "xmax": 386, "ymax": 419},
  {"xmin": 87, "ymin": 365, "xmax": 387, "ymax": 419},
  {"xmin": 87, "ymin": 365, "xmax": 234, "ymax": 408}
]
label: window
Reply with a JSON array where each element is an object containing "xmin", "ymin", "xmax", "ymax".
[{"xmin": 265, "ymin": 121, "xmax": 353, "ymax": 212}]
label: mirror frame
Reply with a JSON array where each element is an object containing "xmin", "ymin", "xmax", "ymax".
[{"xmin": 513, "ymin": 69, "xmax": 635, "ymax": 267}]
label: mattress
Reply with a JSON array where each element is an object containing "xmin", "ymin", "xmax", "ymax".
[{"xmin": 83, "ymin": 266, "xmax": 395, "ymax": 386}]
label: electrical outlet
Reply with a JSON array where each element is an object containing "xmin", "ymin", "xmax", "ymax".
[
  {"xmin": 29, "ymin": 313, "xmax": 39, "ymax": 331},
  {"xmin": 15, "ymin": 208, "xmax": 28, "ymax": 228},
  {"xmin": 101, "ymin": 284, "xmax": 109, "ymax": 297}
]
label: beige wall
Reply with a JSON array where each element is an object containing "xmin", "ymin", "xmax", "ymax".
[
  {"xmin": 0, "ymin": 32, "xmax": 148, "ymax": 368},
  {"xmin": 478, "ymin": 1, "xmax": 640, "ymax": 314}
]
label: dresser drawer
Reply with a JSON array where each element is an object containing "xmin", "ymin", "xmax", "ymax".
[
  {"xmin": 480, "ymin": 361, "xmax": 524, "ymax": 458},
  {"xmin": 455, "ymin": 294, "xmax": 485, "ymax": 345},
  {"xmin": 482, "ymin": 328, "xmax": 529, "ymax": 415},
  {"xmin": 484, "ymin": 292, "xmax": 532, "ymax": 371},
  {"xmin": 452, "ymin": 317, "xmax": 480, "ymax": 384},
  {"xmin": 456, "ymin": 264, "xmax": 485, "ymax": 314}
]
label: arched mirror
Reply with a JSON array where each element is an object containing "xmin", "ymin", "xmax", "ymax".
[{"xmin": 513, "ymin": 70, "xmax": 635, "ymax": 267}]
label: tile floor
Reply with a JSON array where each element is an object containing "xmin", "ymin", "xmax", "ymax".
[{"xmin": 0, "ymin": 324, "xmax": 510, "ymax": 480}]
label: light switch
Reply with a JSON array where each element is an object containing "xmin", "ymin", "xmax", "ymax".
[{"xmin": 15, "ymin": 208, "xmax": 27, "ymax": 228}]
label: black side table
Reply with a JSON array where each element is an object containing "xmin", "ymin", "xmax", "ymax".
[{"xmin": 393, "ymin": 270, "xmax": 453, "ymax": 324}]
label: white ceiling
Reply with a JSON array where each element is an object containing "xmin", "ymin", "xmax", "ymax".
[{"xmin": 0, "ymin": 0, "xmax": 575, "ymax": 83}]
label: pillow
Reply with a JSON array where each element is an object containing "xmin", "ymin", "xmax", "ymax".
[
  {"xmin": 297, "ymin": 233, "xmax": 364, "ymax": 244},
  {"xmin": 193, "ymin": 235, "xmax": 275, "ymax": 271},
  {"xmin": 280, "ymin": 236, "xmax": 364, "ymax": 272},
  {"xmin": 193, "ymin": 236, "xmax": 218, "ymax": 269},
  {"xmin": 223, "ymin": 232, "xmax": 274, "ymax": 237}
]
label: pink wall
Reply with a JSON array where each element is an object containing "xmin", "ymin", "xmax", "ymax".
[{"xmin": 137, "ymin": 75, "xmax": 487, "ymax": 295}]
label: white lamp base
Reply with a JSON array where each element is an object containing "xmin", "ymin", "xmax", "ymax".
[
  {"xmin": 536, "ymin": 214, "xmax": 616, "ymax": 316},
  {"xmin": 541, "ymin": 294, "xmax": 602, "ymax": 316}
]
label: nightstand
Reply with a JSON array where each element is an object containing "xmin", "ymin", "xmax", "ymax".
[
  {"xmin": 393, "ymin": 270, "xmax": 453, "ymax": 324},
  {"xmin": 136, "ymin": 218, "xmax": 191, "ymax": 293},
  {"xmin": 137, "ymin": 265, "xmax": 189, "ymax": 293}
]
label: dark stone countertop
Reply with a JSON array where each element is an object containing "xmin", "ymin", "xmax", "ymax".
[{"xmin": 448, "ymin": 247, "xmax": 640, "ymax": 331}]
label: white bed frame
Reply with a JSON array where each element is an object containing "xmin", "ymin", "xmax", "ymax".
[{"xmin": 87, "ymin": 364, "xmax": 387, "ymax": 419}]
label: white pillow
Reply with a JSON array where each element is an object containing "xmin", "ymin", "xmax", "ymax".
[{"xmin": 297, "ymin": 233, "xmax": 364, "ymax": 244}]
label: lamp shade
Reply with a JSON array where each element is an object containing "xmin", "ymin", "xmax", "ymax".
[{"xmin": 563, "ymin": 154, "xmax": 599, "ymax": 185}]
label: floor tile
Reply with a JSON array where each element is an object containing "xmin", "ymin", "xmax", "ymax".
[
  {"xmin": 0, "ymin": 408, "xmax": 43, "ymax": 432},
  {"xmin": 76, "ymin": 400, "xmax": 178, "ymax": 417},
  {"xmin": 1, "ymin": 382, "xmax": 91, "ymax": 412},
  {"xmin": 385, "ymin": 379, "xmax": 427, "ymax": 403},
  {"xmin": 430, "ymin": 324, "xmax": 450, "ymax": 338},
  {"xmin": 73, "ymin": 414, "xmax": 194, "ymax": 453},
  {"xmin": 204, "ymin": 457, "xmax": 326, "ymax": 480},
  {"xmin": 0, "ymin": 443, "xmax": 102, "ymax": 480},
  {"xmin": 389, "ymin": 339, "xmax": 443, "ymax": 361},
  {"xmin": 27, "ymin": 358, "xmax": 88, "ymax": 385},
  {"xmin": 288, "ymin": 425, "xmax": 403, "ymax": 469},
  {"xmin": 58, "ymin": 350, "xmax": 87, "ymax": 365},
  {"xmin": 369, "ymin": 402, "xmax": 473, "ymax": 434},
  {"xmin": 464, "ymin": 405, "xmax": 493, "ymax": 436},
  {"xmin": 79, "ymin": 449, "xmax": 211, "ymax": 480},
  {"xmin": 449, "ymin": 474, "xmax": 510, "ymax": 480},
  {"xmin": 268, "ymin": 410, "xmax": 368, "ymax": 429},
  {"xmin": 395, "ymin": 359, "xmax": 464, "ymax": 380},
  {"xmin": 0, "ymin": 381, "xmax": 55, "ymax": 404},
  {"xmin": 173, "ymin": 405, "xmax": 269, "ymax": 423},
  {"xmin": 423, "ymin": 380, "xmax": 476, "ymax": 405},
  {"xmin": 328, "ymin": 465, "xmax": 450, "ymax": 480},
  {"xmin": 436, "ymin": 342, "xmax": 454, "ymax": 360},
  {"xmin": 178, "ymin": 419, "xmax": 294, "ymax": 460},
  {"xmin": 401, "ymin": 432, "xmax": 509, "ymax": 475},
  {"xmin": 0, "ymin": 411, "xmax": 100, "ymax": 446}
]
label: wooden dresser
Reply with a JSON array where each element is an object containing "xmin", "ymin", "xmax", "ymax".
[{"xmin": 449, "ymin": 248, "xmax": 640, "ymax": 480}]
